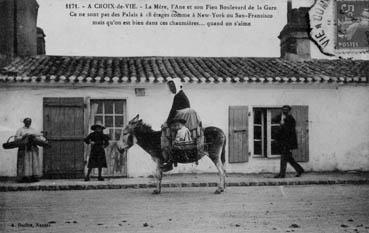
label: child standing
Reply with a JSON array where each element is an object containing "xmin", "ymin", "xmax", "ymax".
[{"xmin": 84, "ymin": 121, "xmax": 110, "ymax": 181}]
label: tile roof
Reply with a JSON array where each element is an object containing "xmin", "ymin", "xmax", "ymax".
[{"xmin": 0, "ymin": 55, "xmax": 368, "ymax": 84}]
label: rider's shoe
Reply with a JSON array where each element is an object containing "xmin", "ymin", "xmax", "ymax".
[
  {"xmin": 161, "ymin": 163, "xmax": 173, "ymax": 172},
  {"xmin": 160, "ymin": 159, "xmax": 172, "ymax": 168}
]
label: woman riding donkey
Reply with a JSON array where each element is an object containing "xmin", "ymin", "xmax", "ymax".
[
  {"xmin": 117, "ymin": 78, "xmax": 226, "ymax": 193},
  {"xmin": 161, "ymin": 78, "xmax": 203, "ymax": 172}
]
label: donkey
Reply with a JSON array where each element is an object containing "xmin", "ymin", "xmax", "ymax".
[{"xmin": 117, "ymin": 115, "xmax": 227, "ymax": 194}]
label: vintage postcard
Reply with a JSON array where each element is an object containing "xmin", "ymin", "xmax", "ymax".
[{"xmin": 0, "ymin": 0, "xmax": 368, "ymax": 232}]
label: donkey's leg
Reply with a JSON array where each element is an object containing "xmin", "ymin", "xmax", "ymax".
[
  {"xmin": 152, "ymin": 159, "xmax": 163, "ymax": 195},
  {"xmin": 213, "ymin": 157, "xmax": 226, "ymax": 194},
  {"xmin": 208, "ymin": 142, "xmax": 226, "ymax": 194},
  {"xmin": 205, "ymin": 126, "xmax": 227, "ymax": 194}
]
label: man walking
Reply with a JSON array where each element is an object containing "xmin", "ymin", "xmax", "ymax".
[{"xmin": 274, "ymin": 105, "xmax": 304, "ymax": 178}]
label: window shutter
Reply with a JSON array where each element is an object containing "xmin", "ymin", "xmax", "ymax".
[
  {"xmin": 229, "ymin": 106, "xmax": 249, "ymax": 163},
  {"xmin": 290, "ymin": 106, "xmax": 309, "ymax": 162}
]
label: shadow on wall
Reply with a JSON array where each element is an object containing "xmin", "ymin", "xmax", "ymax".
[
  {"xmin": 127, "ymin": 145, "xmax": 156, "ymax": 178},
  {"xmin": 0, "ymin": 130, "xmax": 17, "ymax": 176},
  {"xmin": 311, "ymin": 142, "xmax": 369, "ymax": 172},
  {"xmin": 341, "ymin": 142, "xmax": 369, "ymax": 171},
  {"xmin": 312, "ymin": 152, "xmax": 339, "ymax": 171}
]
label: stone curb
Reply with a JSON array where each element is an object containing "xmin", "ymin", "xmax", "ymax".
[{"xmin": 0, "ymin": 179, "xmax": 368, "ymax": 192}]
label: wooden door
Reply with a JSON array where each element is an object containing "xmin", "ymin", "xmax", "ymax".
[
  {"xmin": 290, "ymin": 106, "xmax": 309, "ymax": 162},
  {"xmin": 229, "ymin": 106, "xmax": 249, "ymax": 163},
  {"xmin": 43, "ymin": 98, "xmax": 85, "ymax": 178}
]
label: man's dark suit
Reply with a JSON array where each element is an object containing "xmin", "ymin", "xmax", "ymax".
[{"xmin": 275, "ymin": 113, "xmax": 304, "ymax": 177}]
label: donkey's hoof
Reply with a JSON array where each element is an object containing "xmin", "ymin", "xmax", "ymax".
[
  {"xmin": 214, "ymin": 188, "xmax": 224, "ymax": 194},
  {"xmin": 152, "ymin": 189, "xmax": 161, "ymax": 195}
]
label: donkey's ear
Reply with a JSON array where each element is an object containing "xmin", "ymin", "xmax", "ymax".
[
  {"xmin": 138, "ymin": 119, "xmax": 143, "ymax": 124},
  {"xmin": 130, "ymin": 114, "xmax": 139, "ymax": 123}
]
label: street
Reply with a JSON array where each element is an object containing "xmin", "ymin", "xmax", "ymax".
[{"xmin": 1, "ymin": 185, "xmax": 369, "ymax": 233}]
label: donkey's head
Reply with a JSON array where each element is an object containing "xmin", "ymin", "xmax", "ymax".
[{"xmin": 117, "ymin": 114, "xmax": 142, "ymax": 152}]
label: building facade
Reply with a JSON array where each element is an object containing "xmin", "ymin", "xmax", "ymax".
[
  {"xmin": 0, "ymin": 0, "xmax": 368, "ymax": 178},
  {"xmin": 0, "ymin": 56, "xmax": 368, "ymax": 178}
]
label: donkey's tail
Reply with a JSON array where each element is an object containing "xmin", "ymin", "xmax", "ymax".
[{"xmin": 221, "ymin": 136, "xmax": 226, "ymax": 165}]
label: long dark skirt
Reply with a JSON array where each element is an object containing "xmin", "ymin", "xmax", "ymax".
[
  {"xmin": 17, "ymin": 146, "xmax": 41, "ymax": 180},
  {"xmin": 87, "ymin": 146, "xmax": 107, "ymax": 168}
]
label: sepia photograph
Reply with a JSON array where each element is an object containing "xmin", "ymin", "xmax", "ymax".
[{"xmin": 0, "ymin": 0, "xmax": 368, "ymax": 232}]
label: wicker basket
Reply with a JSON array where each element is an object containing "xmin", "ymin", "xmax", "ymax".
[
  {"xmin": 2, "ymin": 135, "xmax": 50, "ymax": 150},
  {"xmin": 2, "ymin": 136, "xmax": 23, "ymax": 149}
]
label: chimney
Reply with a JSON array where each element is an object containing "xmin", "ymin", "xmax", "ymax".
[
  {"xmin": 37, "ymin": 27, "xmax": 46, "ymax": 55},
  {"xmin": 278, "ymin": 1, "xmax": 311, "ymax": 61},
  {"xmin": 0, "ymin": 0, "xmax": 39, "ymax": 67},
  {"xmin": 287, "ymin": 0, "xmax": 292, "ymax": 23}
]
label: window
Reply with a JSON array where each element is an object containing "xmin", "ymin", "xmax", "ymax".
[
  {"xmin": 90, "ymin": 99, "xmax": 126, "ymax": 141},
  {"xmin": 253, "ymin": 108, "xmax": 281, "ymax": 158}
]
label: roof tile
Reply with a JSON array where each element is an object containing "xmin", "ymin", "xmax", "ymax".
[{"xmin": 0, "ymin": 56, "xmax": 368, "ymax": 84}]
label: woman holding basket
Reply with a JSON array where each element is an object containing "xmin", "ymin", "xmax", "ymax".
[{"xmin": 15, "ymin": 118, "xmax": 42, "ymax": 182}]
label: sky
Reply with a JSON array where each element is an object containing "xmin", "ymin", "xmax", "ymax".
[{"xmin": 37, "ymin": 0, "xmax": 315, "ymax": 57}]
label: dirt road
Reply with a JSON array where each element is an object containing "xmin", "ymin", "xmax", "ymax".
[{"xmin": 1, "ymin": 185, "xmax": 369, "ymax": 232}]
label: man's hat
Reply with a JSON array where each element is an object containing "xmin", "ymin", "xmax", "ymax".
[
  {"xmin": 91, "ymin": 121, "xmax": 105, "ymax": 131},
  {"xmin": 169, "ymin": 118, "xmax": 186, "ymax": 125},
  {"xmin": 282, "ymin": 105, "xmax": 292, "ymax": 110}
]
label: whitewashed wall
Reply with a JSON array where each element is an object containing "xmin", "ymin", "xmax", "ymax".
[{"xmin": 0, "ymin": 83, "xmax": 368, "ymax": 177}]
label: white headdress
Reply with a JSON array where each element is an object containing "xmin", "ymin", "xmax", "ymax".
[{"xmin": 167, "ymin": 77, "xmax": 183, "ymax": 94}]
